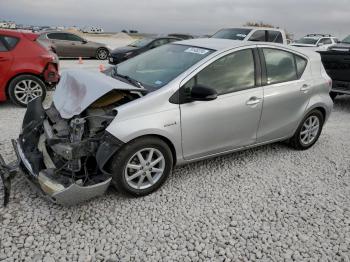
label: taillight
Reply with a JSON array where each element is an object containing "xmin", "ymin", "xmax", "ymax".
[{"xmin": 43, "ymin": 63, "xmax": 60, "ymax": 83}]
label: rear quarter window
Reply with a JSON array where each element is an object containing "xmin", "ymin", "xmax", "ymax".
[
  {"xmin": 0, "ymin": 37, "xmax": 7, "ymax": 51},
  {"xmin": 3, "ymin": 36, "xmax": 19, "ymax": 50},
  {"xmin": 268, "ymin": 31, "xmax": 283, "ymax": 43},
  {"xmin": 295, "ymin": 55, "xmax": 307, "ymax": 78}
]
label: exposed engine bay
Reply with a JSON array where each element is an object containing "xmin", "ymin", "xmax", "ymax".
[{"xmin": 1, "ymin": 70, "xmax": 145, "ymax": 206}]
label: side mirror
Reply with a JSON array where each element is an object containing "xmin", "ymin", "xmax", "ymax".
[
  {"xmin": 190, "ymin": 85, "xmax": 217, "ymax": 101},
  {"xmin": 318, "ymin": 43, "xmax": 324, "ymax": 47},
  {"xmin": 82, "ymin": 39, "xmax": 88, "ymax": 44}
]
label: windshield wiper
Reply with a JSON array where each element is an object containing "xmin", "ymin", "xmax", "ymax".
[{"xmin": 112, "ymin": 67, "xmax": 146, "ymax": 90}]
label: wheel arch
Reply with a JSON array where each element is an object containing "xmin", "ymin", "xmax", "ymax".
[
  {"xmin": 123, "ymin": 134, "xmax": 177, "ymax": 166},
  {"xmin": 5, "ymin": 72, "xmax": 44, "ymax": 98}
]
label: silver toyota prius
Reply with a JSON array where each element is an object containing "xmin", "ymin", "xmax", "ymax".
[{"xmin": 10, "ymin": 38, "xmax": 333, "ymax": 205}]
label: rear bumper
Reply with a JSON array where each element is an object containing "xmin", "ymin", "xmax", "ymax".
[{"xmin": 14, "ymin": 139, "xmax": 112, "ymax": 206}]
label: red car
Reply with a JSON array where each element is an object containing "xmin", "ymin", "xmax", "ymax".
[{"xmin": 0, "ymin": 29, "xmax": 59, "ymax": 106}]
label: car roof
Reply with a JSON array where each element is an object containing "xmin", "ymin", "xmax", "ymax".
[
  {"xmin": 0, "ymin": 29, "xmax": 38, "ymax": 39},
  {"xmin": 219, "ymin": 27, "xmax": 284, "ymax": 32},
  {"xmin": 175, "ymin": 38, "xmax": 257, "ymax": 51},
  {"xmin": 175, "ymin": 38, "xmax": 319, "ymax": 59}
]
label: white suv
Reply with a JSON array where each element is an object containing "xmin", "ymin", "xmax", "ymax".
[
  {"xmin": 211, "ymin": 27, "xmax": 288, "ymax": 45},
  {"xmin": 291, "ymin": 34, "xmax": 338, "ymax": 51}
]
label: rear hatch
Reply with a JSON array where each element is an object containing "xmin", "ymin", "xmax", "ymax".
[{"xmin": 319, "ymin": 45, "xmax": 350, "ymax": 82}]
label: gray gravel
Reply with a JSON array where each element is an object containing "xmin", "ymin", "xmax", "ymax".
[{"xmin": 0, "ymin": 96, "xmax": 350, "ymax": 261}]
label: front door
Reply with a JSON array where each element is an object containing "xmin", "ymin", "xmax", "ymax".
[{"xmin": 180, "ymin": 48, "xmax": 263, "ymax": 160}]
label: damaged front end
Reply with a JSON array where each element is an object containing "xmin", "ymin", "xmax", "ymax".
[{"xmin": 2, "ymin": 70, "xmax": 144, "ymax": 206}]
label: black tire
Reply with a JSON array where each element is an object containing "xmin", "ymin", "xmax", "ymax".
[
  {"xmin": 8, "ymin": 75, "xmax": 46, "ymax": 107},
  {"xmin": 289, "ymin": 109, "xmax": 324, "ymax": 150},
  {"xmin": 330, "ymin": 92, "xmax": 337, "ymax": 101},
  {"xmin": 96, "ymin": 48, "xmax": 109, "ymax": 60},
  {"xmin": 110, "ymin": 137, "xmax": 173, "ymax": 196}
]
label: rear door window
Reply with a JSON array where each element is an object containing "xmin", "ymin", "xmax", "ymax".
[
  {"xmin": 64, "ymin": 33, "xmax": 84, "ymax": 42},
  {"xmin": 268, "ymin": 31, "xmax": 283, "ymax": 43},
  {"xmin": 249, "ymin": 30, "xmax": 267, "ymax": 42},
  {"xmin": 3, "ymin": 36, "xmax": 19, "ymax": 50},
  {"xmin": 263, "ymin": 48, "xmax": 298, "ymax": 85},
  {"xmin": 47, "ymin": 33, "xmax": 66, "ymax": 40},
  {"xmin": 318, "ymin": 38, "xmax": 332, "ymax": 45}
]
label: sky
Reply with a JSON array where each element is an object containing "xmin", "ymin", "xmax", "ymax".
[{"xmin": 1, "ymin": 0, "xmax": 350, "ymax": 39}]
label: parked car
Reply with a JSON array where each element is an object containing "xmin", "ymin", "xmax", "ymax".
[
  {"xmin": 319, "ymin": 35, "xmax": 350, "ymax": 100},
  {"xmin": 291, "ymin": 34, "xmax": 338, "ymax": 51},
  {"xmin": 211, "ymin": 27, "xmax": 287, "ymax": 44},
  {"xmin": 168, "ymin": 33, "xmax": 194, "ymax": 40},
  {"xmin": 0, "ymin": 29, "xmax": 59, "ymax": 106},
  {"xmin": 108, "ymin": 37, "xmax": 181, "ymax": 65},
  {"xmin": 37, "ymin": 31, "xmax": 110, "ymax": 60},
  {"xmin": 9, "ymin": 39, "xmax": 333, "ymax": 205}
]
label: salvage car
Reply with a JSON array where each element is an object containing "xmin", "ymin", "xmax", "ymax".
[
  {"xmin": 108, "ymin": 37, "xmax": 180, "ymax": 65},
  {"xmin": 1, "ymin": 39, "xmax": 333, "ymax": 205},
  {"xmin": 0, "ymin": 29, "xmax": 59, "ymax": 106},
  {"xmin": 319, "ymin": 35, "xmax": 350, "ymax": 100},
  {"xmin": 211, "ymin": 27, "xmax": 288, "ymax": 44},
  {"xmin": 291, "ymin": 34, "xmax": 338, "ymax": 51},
  {"xmin": 38, "ymin": 31, "xmax": 110, "ymax": 60}
]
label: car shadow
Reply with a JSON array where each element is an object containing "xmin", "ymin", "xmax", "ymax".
[{"xmin": 333, "ymin": 95, "xmax": 350, "ymax": 113}]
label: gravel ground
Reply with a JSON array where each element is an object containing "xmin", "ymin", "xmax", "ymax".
[{"xmin": 0, "ymin": 62, "xmax": 349, "ymax": 261}]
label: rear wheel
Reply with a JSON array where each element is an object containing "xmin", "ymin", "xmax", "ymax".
[
  {"xmin": 96, "ymin": 48, "xmax": 109, "ymax": 60},
  {"xmin": 289, "ymin": 109, "xmax": 324, "ymax": 150},
  {"xmin": 8, "ymin": 75, "xmax": 46, "ymax": 107},
  {"xmin": 110, "ymin": 137, "xmax": 173, "ymax": 196}
]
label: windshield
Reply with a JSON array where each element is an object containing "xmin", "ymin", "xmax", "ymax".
[
  {"xmin": 341, "ymin": 35, "xmax": 350, "ymax": 44},
  {"xmin": 295, "ymin": 38, "xmax": 318, "ymax": 45},
  {"xmin": 114, "ymin": 44, "xmax": 214, "ymax": 91},
  {"xmin": 211, "ymin": 28, "xmax": 252, "ymax": 40},
  {"xmin": 128, "ymin": 38, "xmax": 153, "ymax": 48}
]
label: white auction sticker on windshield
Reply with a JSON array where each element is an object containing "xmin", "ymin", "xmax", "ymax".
[
  {"xmin": 237, "ymin": 34, "xmax": 247, "ymax": 38},
  {"xmin": 185, "ymin": 47, "xmax": 209, "ymax": 55}
]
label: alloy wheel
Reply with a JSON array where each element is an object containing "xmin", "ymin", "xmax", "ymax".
[
  {"xmin": 124, "ymin": 148, "xmax": 165, "ymax": 190},
  {"xmin": 300, "ymin": 115, "xmax": 320, "ymax": 145},
  {"xmin": 13, "ymin": 79, "xmax": 43, "ymax": 105},
  {"xmin": 97, "ymin": 49, "xmax": 108, "ymax": 60}
]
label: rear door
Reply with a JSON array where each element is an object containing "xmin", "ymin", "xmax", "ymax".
[
  {"xmin": 63, "ymin": 33, "xmax": 93, "ymax": 57},
  {"xmin": 257, "ymin": 46, "xmax": 312, "ymax": 142},
  {"xmin": 46, "ymin": 32, "xmax": 70, "ymax": 57},
  {"xmin": 0, "ymin": 36, "xmax": 14, "ymax": 90}
]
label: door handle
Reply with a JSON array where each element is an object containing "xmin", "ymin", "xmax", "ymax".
[
  {"xmin": 0, "ymin": 57, "xmax": 9, "ymax": 62},
  {"xmin": 246, "ymin": 97, "xmax": 262, "ymax": 106},
  {"xmin": 300, "ymin": 84, "xmax": 310, "ymax": 93}
]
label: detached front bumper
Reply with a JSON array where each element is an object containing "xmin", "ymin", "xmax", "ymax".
[{"xmin": 13, "ymin": 139, "xmax": 112, "ymax": 206}]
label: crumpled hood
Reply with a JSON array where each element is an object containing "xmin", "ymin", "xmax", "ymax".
[{"xmin": 53, "ymin": 69, "xmax": 143, "ymax": 119}]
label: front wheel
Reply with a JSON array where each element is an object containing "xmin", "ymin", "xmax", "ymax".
[
  {"xmin": 289, "ymin": 109, "xmax": 324, "ymax": 150},
  {"xmin": 96, "ymin": 48, "xmax": 109, "ymax": 60},
  {"xmin": 8, "ymin": 75, "xmax": 46, "ymax": 107},
  {"xmin": 110, "ymin": 137, "xmax": 173, "ymax": 196}
]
